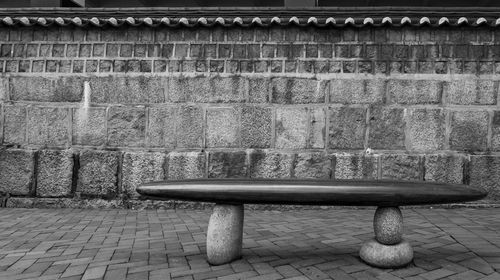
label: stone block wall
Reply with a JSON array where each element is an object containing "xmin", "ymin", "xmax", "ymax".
[{"xmin": 0, "ymin": 23, "xmax": 500, "ymax": 207}]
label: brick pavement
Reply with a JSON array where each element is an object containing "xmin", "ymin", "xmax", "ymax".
[{"xmin": 0, "ymin": 207, "xmax": 499, "ymax": 280}]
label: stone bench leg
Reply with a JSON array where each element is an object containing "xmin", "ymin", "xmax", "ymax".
[
  {"xmin": 206, "ymin": 203, "xmax": 244, "ymax": 265},
  {"xmin": 359, "ymin": 206, "xmax": 414, "ymax": 268}
]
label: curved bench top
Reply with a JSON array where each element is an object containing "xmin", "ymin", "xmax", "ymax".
[{"xmin": 137, "ymin": 179, "xmax": 487, "ymax": 206}]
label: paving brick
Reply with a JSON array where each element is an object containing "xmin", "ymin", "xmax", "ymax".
[
  {"xmin": 36, "ymin": 150, "xmax": 73, "ymax": 197},
  {"xmin": 329, "ymin": 106, "xmax": 367, "ymax": 149},
  {"xmin": 122, "ymin": 152, "xmax": 166, "ymax": 198},
  {"xmin": 0, "ymin": 149, "xmax": 35, "ymax": 195},
  {"xmin": 449, "ymin": 111, "xmax": 488, "ymax": 152},
  {"xmin": 77, "ymin": 150, "xmax": 119, "ymax": 198}
]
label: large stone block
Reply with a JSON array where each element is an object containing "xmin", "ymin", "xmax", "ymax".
[
  {"xmin": 10, "ymin": 76, "xmax": 84, "ymax": 102},
  {"xmin": 147, "ymin": 107, "xmax": 176, "ymax": 148},
  {"xmin": 309, "ymin": 108, "xmax": 326, "ymax": 149},
  {"xmin": 36, "ymin": 150, "xmax": 73, "ymax": 197},
  {"xmin": 330, "ymin": 79, "xmax": 385, "ymax": 104},
  {"xmin": 78, "ymin": 150, "xmax": 119, "ymax": 198},
  {"xmin": 380, "ymin": 154, "xmax": 422, "ymax": 180},
  {"xmin": 294, "ymin": 152, "xmax": 331, "ymax": 179},
  {"xmin": 424, "ymin": 154, "xmax": 465, "ymax": 184},
  {"xmin": 248, "ymin": 78, "xmax": 269, "ymax": 103},
  {"xmin": 0, "ymin": 149, "xmax": 35, "ymax": 195},
  {"xmin": 445, "ymin": 79, "xmax": 497, "ymax": 105},
  {"xmin": 388, "ymin": 79, "xmax": 442, "ymax": 104},
  {"xmin": 0, "ymin": 77, "xmax": 8, "ymax": 100},
  {"xmin": 276, "ymin": 108, "xmax": 308, "ymax": 149},
  {"xmin": 334, "ymin": 153, "xmax": 378, "ymax": 179},
  {"xmin": 107, "ymin": 107, "xmax": 146, "ymax": 147},
  {"xmin": 369, "ymin": 107, "xmax": 405, "ymax": 149},
  {"xmin": 449, "ymin": 110, "xmax": 488, "ymax": 152},
  {"xmin": 27, "ymin": 107, "xmax": 70, "ymax": 147},
  {"xmin": 3, "ymin": 105, "xmax": 26, "ymax": 145},
  {"xmin": 167, "ymin": 76, "xmax": 246, "ymax": 103},
  {"xmin": 490, "ymin": 111, "xmax": 500, "ymax": 151},
  {"xmin": 90, "ymin": 76, "xmax": 164, "ymax": 104},
  {"xmin": 176, "ymin": 106, "xmax": 203, "ymax": 148},
  {"xmin": 167, "ymin": 152, "xmax": 206, "ymax": 180},
  {"xmin": 329, "ymin": 106, "xmax": 367, "ymax": 149},
  {"xmin": 470, "ymin": 155, "xmax": 500, "ymax": 200},
  {"xmin": 271, "ymin": 78, "xmax": 324, "ymax": 104},
  {"xmin": 407, "ymin": 109, "xmax": 445, "ymax": 152},
  {"xmin": 208, "ymin": 151, "xmax": 247, "ymax": 178},
  {"xmin": 72, "ymin": 107, "xmax": 107, "ymax": 146},
  {"xmin": 241, "ymin": 106, "xmax": 272, "ymax": 148},
  {"xmin": 206, "ymin": 108, "xmax": 240, "ymax": 148},
  {"xmin": 122, "ymin": 152, "xmax": 166, "ymax": 198},
  {"xmin": 249, "ymin": 151, "xmax": 293, "ymax": 179}
]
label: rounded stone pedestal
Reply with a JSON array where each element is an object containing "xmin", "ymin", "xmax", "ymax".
[
  {"xmin": 374, "ymin": 207, "xmax": 403, "ymax": 245},
  {"xmin": 360, "ymin": 238, "xmax": 413, "ymax": 268},
  {"xmin": 206, "ymin": 204, "xmax": 244, "ymax": 265}
]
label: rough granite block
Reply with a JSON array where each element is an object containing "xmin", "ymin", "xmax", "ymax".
[
  {"xmin": 206, "ymin": 108, "xmax": 240, "ymax": 148},
  {"xmin": 241, "ymin": 106, "xmax": 272, "ymax": 148},
  {"xmin": 369, "ymin": 107, "xmax": 405, "ymax": 149},
  {"xmin": 309, "ymin": 108, "xmax": 326, "ymax": 149},
  {"xmin": 208, "ymin": 151, "xmax": 247, "ymax": 178},
  {"xmin": 148, "ymin": 107, "xmax": 176, "ymax": 148},
  {"xmin": 388, "ymin": 80, "xmax": 442, "ymax": 104},
  {"xmin": 445, "ymin": 79, "xmax": 497, "ymax": 105},
  {"xmin": 276, "ymin": 108, "xmax": 308, "ymax": 149},
  {"xmin": 72, "ymin": 107, "xmax": 107, "ymax": 146},
  {"xmin": 329, "ymin": 106, "xmax": 367, "ymax": 149},
  {"xmin": 424, "ymin": 154, "xmax": 465, "ymax": 184},
  {"xmin": 407, "ymin": 109, "xmax": 445, "ymax": 152},
  {"xmin": 122, "ymin": 152, "xmax": 166, "ymax": 198},
  {"xmin": 3, "ymin": 105, "xmax": 26, "ymax": 145},
  {"xmin": 0, "ymin": 77, "xmax": 7, "ymax": 100},
  {"xmin": 167, "ymin": 152, "xmax": 206, "ymax": 180},
  {"xmin": 107, "ymin": 107, "xmax": 146, "ymax": 147},
  {"xmin": 334, "ymin": 153, "xmax": 378, "ymax": 179},
  {"xmin": 380, "ymin": 154, "xmax": 422, "ymax": 180},
  {"xmin": 168, "ymin": 76, "xmax": 246, "ymax": 103},
  {"xmin": 36, "ymin": 150, "xmax": 73, "ymax": 197},
  {"xmin": 271, "ymin": 78, "xmax": 324, "ymax": 104},
  {"xmin": 248, "ymin": 78, "xmax": 270, "ymax": 103},
  {"xmin": 9, "ymin": 76, "xmax": 84, "ymax": 102},
  {"xmin": 330, "ymin": 79, "xmax": 385, "ymax": 104},
  {"xmin": 27, "ymin": 107, "xmax": 70, "ymax": 147},
  {"xmin": 450, "ymin": 111, "xmax": 488, "ymax": 152},
  {"xmin": 491, "ymin": 111, "xmax": 500, "ymax": 151},
  {"xmin": 78, "ymin": 150, "xmax": 119, "ymax": 198},
  {"xmin": 176, "ymin": 106, "xmax": 203, "ymax": 148},
  {"xmin": 294, "ymin": 152, "xmax": 331, "ymax": 179},
  {"xmin": 90, "ymin": 76, "xmax": 164, "ymax": 104},
  {"xmin": 470, "ymin": 155, "xmax": 500, "ymax": 200},
  {"xmin": 0, "ymin": 149, "xmax": 35, "ymax": 195},
  {"xmin": 249, "ymin": 151, "xmax": 293, "ymax": 179}
]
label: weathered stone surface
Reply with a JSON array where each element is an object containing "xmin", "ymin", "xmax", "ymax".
[
  {"xmin": 271, "ymin": 78, "xmax": 324, "ymax": 104},
  {"xmin": 294, "ymin": 152, "xmax": 331, "ymax": 179},
  {"xmin": 0, "ymin": 77, "xmax": 7, "ymax": 100},
  {"xmin": 249, "ymin": 151, "xmax": 293, "ymax": 179},
  {"xmin": 208, "ymin": 151, "xmax": 247, "ymax": 178},
  {"xmin": 168, "ymin": 152, "xmax": 206, "ymax": 180},
  {"xmin": 3, "ymin": 105, "xmax": 26, "ymax": 145},
  {"xmin": 241, "ymin": 106, "xmax": 272, "ymax": 148},
  {"xmin": 369, "ymin": 107, "xmax": 405, "ymax": 149},
  {"xmin": 469, "ymin": 156, "xmax": 500, "ymax": 200},
  {"xmin": 276, "ymin": 108, "xmax": 308, "ymax": 149},
  {"xmin": 330, "ymin": 79, "xmax": 385, "ymax": 104},
  {"xmin": 380, "ymin": 154, "xmax": 422, "ymax": 180},
  {"xmin": 206, "ymin": 108, "xmax": 240, "ymax": 148},
  {"xmin": 10, "ymin": 76, "xmax": 84, "ymax": 102},
  {"xmin": 248, "ymin": 78, "xmax": 269, "ymax": 103},
  {"xmin": 407, "ymin": 109, "xmax": 445, "ymax": 152},
  {"xmin": 334, "ymin": 153, "xmax": 378, "ymax": 179},
  {"xmin": 490, "ymin": 111, "xmax": 500, "ymax": 151},
  {"xmin": 424, "ymin": 154, "xmax": 465, "ymax": 184},
  {"xmin": 90, "ymin": 76, "xmax": 164, "ymax": 104},
  {"xmin": 148, "ymin": 107, "xmax": 176, "ymax": 148},
  {"xmin": 309, "ymin": 108, "xmax": 326, "ymax": 148},
  {"xmin": 329, "ymin": 107, "xmax": 367, "ymax": 149},
  {"xmin": 374, "ymin": 207, "xmax": 403, "ymax": 245},
  {"xmin": 72, "ymin": 107, "xmax": 107, "ymax": 146},
  {"xmin": 168, "ymin": 76, "xmax": 246, "ymax": 103},
  {"xmin": 207, "ymin": 204, "xmax": 244, "ymax": 265},
  {"xmin": 446, "ymin": 79, "xmax": 497, "ymax": 105},
  {"xmin": 78, "ymin": 150, "xmax": 119, "ymax": 198},
  {"xmin": 360, "ymin": 239, "xmax": 413, "ymax": 268},
  {"xmin": 176, "ymin": 106, "xmax": 203, "ymax": 148},
  {"xmin": 37, "ymin": 150, "xmax": 73, "ymax": 197},
  {"xmin": 0, "ymin": 149, "xmax": 35, "ymax": 195},
  {"xmin": 27, "ymin": 107, "xmax": 70, "ymax": 147},
  {"xmin": 450, "ymin": 111, "xmax": 488, "ymax": 152},
  {"xmin": 388, "ymin": 79, "xmax": 442, "ymax": 104},
  {"xmin": 107, "ymin": 107, "xmax": 146, "ymax": 147},
  {"xmin": 122, "ymin": 152, "xmax": 166, "ymax": 198}
]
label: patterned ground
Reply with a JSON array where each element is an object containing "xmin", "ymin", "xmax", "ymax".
[{"xmin": 0, "ymin": 207, "xmax": 499, "ymax": 280}]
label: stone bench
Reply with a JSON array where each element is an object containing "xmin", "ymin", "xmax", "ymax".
[{"xmin": 136, "ymin": 179, "xmax": 487, "ymax": 268}]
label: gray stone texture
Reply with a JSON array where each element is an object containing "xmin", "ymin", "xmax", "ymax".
[
  {"xmin": 148, "ymin": 107, "xmax": 176, "ymax": 148},
  {"xmin": 469, "ymin": 155, "xmax": 500, "ymax": 200},
  {"xmin": 381, "ymin": 154, "xmax": 422, "ymax": 180},
  {"xmin": 36, "ymin": 150, "xmax": 73, "ymax": 197},
  {"xmin": 168, "ymin": 152, "xmax": 206, "ymax": 180},
  {"xmin": 446, "ymin": 79, "xmax": 497, "ymax": 105},
  {"xmin": 276, "ymin": 108, "xmax": 308, "ymax": 149},
  {"xmin": 424, "ymin": 154, "xmax": 465, "ymax": 184},
  {"xmin": 176, "ymin": 106, "xmax": 203, "ymax": 148},
  {"xmin": 206, "ymin": 108, "xmax": 240, "ymax": 148},
  {"xmin": 241, "ymin": 106, "xmax": 272, "ymax": 148},
  {"xmin": 359, "ymin": 239, "xmax": 413, "ymax": 268},
  {"xmin": 369, "ymin": 107, "xmax": 405, "ymax": 149},
  {"xmin": 107, "ymin": 107, "xmax": 146, "ymax": 147},
  {"xmin": 249, "ymin": 151, "xmax": 294, "ymax": 179},
  {"xmin": 72, "ymin": 107, "xmax": 107, "ymax": 146},
  {"xmin": 208, "ymin": 151, "xmax": 247, "ymax": 178},
  {"xmin": 168, "ymin": 76, "xmax": 246, "ymax": 103},
  {"xmin": 0, "ymin": 149, "xmax": 35, "ymax": 195},
  {"xmin": 271, "ymin": 78, "xmax": 324, "ymax": 104},
  {"xmin": 309, "ymin": 108, "xmax": 326, "ymax": 148},
  {"xmin": 388, "ymin": 79, "xmax": 442, "ymax": 104},
  {"xmin": 10, "ymin": 76, "xmax": 84, "ymax": 102},
  {"xmin": 248, "ymin": 78, "xmax": 269, "ymax": 103},
  {"xmin": 90, "ymin": 76, "xmax": 164, "ymax": 103},
  {"xmin": 374, "ymin": 207, "xmax": 403, "ymax": 245},
  {"xmin": 3, "ymin": 105, "xmax": 26, "ymax": 145},
  {"xmin": 294, "ymin": 152, "xmax": 331, "ymax": 179},
  {"xmin": 449, "ymin": 111, "xmax": 488, "ymax": 152},
  {"xmin": 78, "ymin": 150, "xmax": 119, "ymax": 198},
  {"xmin": 27, "ymin": 107, "xmax": 70, "ymax": 147},
  {"xmin": 330, "ymin": 79, "xmax": 385, "ymax": 104},
  {"xmin": 0, "ymin": 77, "xmax": 7, "ymax": 100},
  {"xmin": 334, "ymin": 153, "xmax": 378, "ymax": 179},
  {"xmin": 122, "ymin": 152, "xmax": 166, "ymax": 198},
  {"xmin": 407, "ymin": 109, "xmax": 445, "ymax": 152},
  {"xmin": 490, "ymin": 111, "xmax": 500, "ymax": 151},
  {"xmin": 207, "ymin": 204, "xmax": 244, "ymax": 265},
  {"xmin": 329, "ymin": 106, "xmax": 367, "ymax": 149}
]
